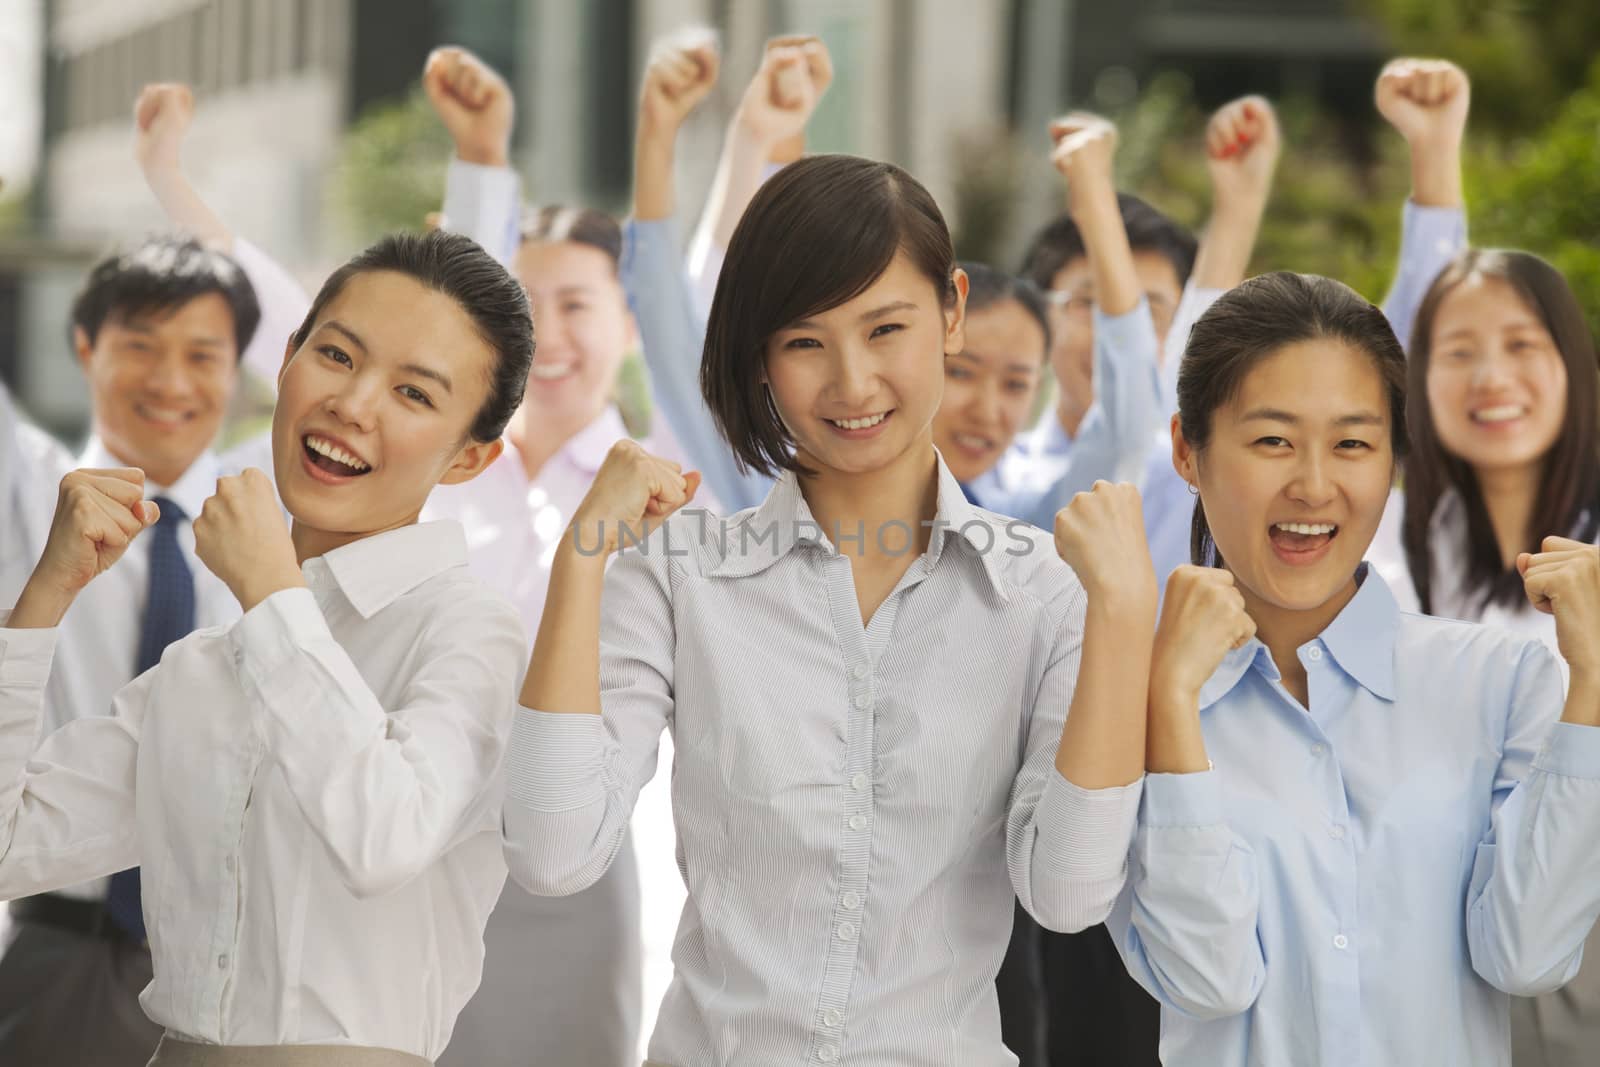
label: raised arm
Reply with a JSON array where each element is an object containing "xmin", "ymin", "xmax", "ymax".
[
  {"xmin": 423, "ymin": 46, "xmax": 522, "ymax": 267},
  {"xmin": 1108, "ymin": 564, "xmax": 1266, "ymax": 1018},
  {"xmin": 625, "ymin": 32, "xmax": 771, "ymax": 511},
  {"xmin": 134, "ymin": 83, "xmax": 311, "ymax": 386},
  {"xmin": 503, "ymin": 442, "xmax": 698, "ymax": 895},
  {"xmin": 1375, "ymin": 58, "xmax": 1470, "ymax": 351}
]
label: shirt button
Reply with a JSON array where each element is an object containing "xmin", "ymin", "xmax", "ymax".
[
  {"xmin": 849, "ymin": 773, "xmax": 868, "ymax": 792},
  {"xmin": 1329, "ymin": 825, "xmax": 1345, "ymax": 840},
  {"xmin": 853, "ymin": 693, "xmax": 870, "ymax": 710},
  {"xmin": 1311, "ymin": 743, "xmax": 1325, "ymax": 756},
  {"xmin": 1307, "ymin": 646, "xmax": 1323, "ymax": 662},
  {"xmin": 841, "ymin": 890, "xmax": 861, "ymax": 910},
  {"xmin": 822, "ymin": 1008, "xmax": 843, "ymax": 1027},
  {"xmin": 818, "ymin": 1046, "xmax": 839, "ymax": 1063},
  {"xmin": 850, "ymin": 664, "xmax": 868, "ymax": 680},
  {"xmin": 848, "ymin": 814, "xmax": 867, "ymax": 832},
  {"xmin": 1333, "ymin": 934, "xmax": 1349, "ymax": 950},
  {"xmin": 217, "ymin": 953, "xmax": 229, "ymax": 970},
  {"xmin": 837, "ymin": 922, "xmax": 857, "ymax": 941}
]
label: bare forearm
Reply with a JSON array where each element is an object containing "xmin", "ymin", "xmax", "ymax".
[
  {"xmin": 1146, "ymin": 686, "xmax": 1211, "ymax": 773},
  {"xmin": 633, "ymin": 126, "xmax": 678, "ymax": 222},
  {"xmin": 1056, "ymin": 600, "xmax": 1154, "ymax": 788},
  {"xmin": 1071, "ymin": 178, "xmax": 1141, "ymax": 317},
  {"xmin": 8, "ymin": 575, "xmax": 76, "ymax": 630},
  {"xmin": 1191, "ymin": 194, "xmax": 1268, "ymax": 292},
  {"xmin": 141, "ymin": 166, "xmax": 232, "ymax": 247},
  {"xmin": 1409, "ymin": 135, "xmax": 1464, "ymax": 208},
  {"xmin": 1560, "ymin": 672, "xmax": 1600, "ymax": 729},
  {"xmin": 520, "ymin": 539, "xmax": 608, "ymax": 714}
]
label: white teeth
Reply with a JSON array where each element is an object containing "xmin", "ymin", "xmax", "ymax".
[
  {"xmin": 1472, "ymin": 405, "xmax": 1526, "ymax": 423},
  {"xmin": 529, "ymin": 363, "xmax": 574, "ymax": 380},
  {"xmin": 829, "ymin": 413, "xmax": 887, "ymax": 431},
  {"xmin": 1274, "ymin": 522, "xmax": 1337, "ymax": 536},
  {"xmin": 137, "ymin": 405, "xmax": 190, "ymax": 425},
  {"xmin": 953, "ymin": 433, "xmax": 993, "ymax": 451},
  {"xmin": 305, "ymin": 435, "xmax": 370, "ymax": 472}
]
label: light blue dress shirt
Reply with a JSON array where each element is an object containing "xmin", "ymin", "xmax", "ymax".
[
  {"xmin": 1138, "ymin": 201, "xmax": 1470, "ymax": 585},
  {"xmin": 1108, "ymin": 565, "xmax": 1600, "ymax": 1066},
  {"xmin": 620, "ymin": 217, "xmax": 1162, "ymax": 530}
]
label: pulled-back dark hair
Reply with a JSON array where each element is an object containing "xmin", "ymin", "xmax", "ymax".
[
  {"xmin": 288, "ymin": 231, "xmax": 534, "ymax": 444},
  {"xmin": 70, "ymin": 234, "xmax": 261, "ymax": 359},
  {"xmin": 520, "ymin": 205, "xmax": 623, "ymax": 269},
  {"xmin": 1402, "ymin": 249, "xmax": 1600, "ymax": 614},
  {"xmin": 1019, "ymin": 192, "xmax": 1197, "ymax": 292},
  {"xmin": 701, "ymin": 154, "xmax": 957, "ymax": 477},
  {"xmin": 1177, "ymin": 271, "xmax": 1407, "ymax": 567},
  {"xmin": 960, "ymin": 260, "xmax": 1051, "ymax": 355}
]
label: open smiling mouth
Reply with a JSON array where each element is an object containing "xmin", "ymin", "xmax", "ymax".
[
  {"xmin": 1269, "ymin": 521, "xmax": 1339, "ymax": 563},
  {"xmin": 302, "ymin": 434, "xmax": 372, "ymax": 477}
]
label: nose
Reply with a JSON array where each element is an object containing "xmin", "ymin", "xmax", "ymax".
[
  {"xmin": 969, "ymin": 377, "xmax": 1004, "ymax": 429},
  {"xmin": 1286, "ymin": 449, "xmax": 1336, "ymax": 510},
  {"xmin": 530, "ymin": 296, "xmax": 570, "ymax": 350},
  {"xmin": 1469, "ymin": 348, "xmax": 1516, "ymax": 392},
  {"xmin": 829, "ymin": 345, "xmax": 880, "ymax": 410},
  {"xmin": 144, "ymin": 350, "xmax": 193, "ymax": 399},
  {"xmin": 324, "ymin": 369, "xmax": 381, "ymax": 433}
]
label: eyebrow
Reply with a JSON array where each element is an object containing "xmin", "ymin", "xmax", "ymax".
[
  {"xmin": 321, "ymin": 321, "xmax": 453, "ymax": 393},
  {"xmin": 116, "ymin": 321, "xmax": 226, "ymax": 346},
  {"xmin": 1239, "ymin": 407, "xmax": 1386, "ymax": 428},
  {"xmin": 791, "ymin": 300, "xmax": 920, "ymax": 330},
  {"xmin": 953, "ymin": 350, "xmax": 1041, "ymax": 375}
]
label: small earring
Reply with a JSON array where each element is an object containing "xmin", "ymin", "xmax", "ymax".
[{"xmin": 1186, "ymin": 482, "xmax": 1199, "ymax": 496}]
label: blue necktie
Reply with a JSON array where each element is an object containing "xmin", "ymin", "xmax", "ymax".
[{"xmin": 105, "ymin": 496, "xmax": 194, "ymax": 943}]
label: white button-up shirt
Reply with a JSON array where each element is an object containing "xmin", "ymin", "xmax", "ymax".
[
  {"xmin": 503, "ymin": 459, "xmax": 1142, "ymax": 1066},
  {"xmin": 0, "ymin": 521, "xmax": 525, "ymax": 1058}
]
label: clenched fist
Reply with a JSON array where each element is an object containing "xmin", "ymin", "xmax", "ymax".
[
  {"xmin": 568, "ymin": 441, "xmax": 701, "ymax": 558},
  {"xmin": 10, "ymin": 469, "xmax": 158, "ymax": 628},
  {"xmin": 194, "ymin": 469, "xmax": 304, "ymax": 612},
  {"xmin": 423, "ymin": 47, "xmax": 515, "ymax": 167},
  {"xmin": 1054, "ymin": 481, "xmax": 1158, "ymax": 618}
]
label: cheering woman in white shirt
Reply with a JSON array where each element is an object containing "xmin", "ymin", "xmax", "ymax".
[
  {"xmin": 0, "ymin": 231, "xmax": 531, "ymax": 1066},
  {"xmin": 502, "ymin": 153, "xmax": 1153, "ymax": 1066}
]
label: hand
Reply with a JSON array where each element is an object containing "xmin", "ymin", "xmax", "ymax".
[
  {"xmin": 1048, "ymin": 113, "xmax": 1118, "ymax": 219},
  {"xmin": 133, "ymin": 83, "xmax": 195, "ymax": 176},
  {"xmin": 1518, "ymin": 537, "xmax": 1600, "ymax": 683},
  {"xmin": 422, "ymin": 46, "xmax": 514, "ymax": 167},
  {"xmin": 193, "ymin": 469, "xmax": 304, "ymax": 613},
  {"xmin": 12, "ymin": 470, "xmax": 158, "ymax": 628},
  {"xmin": 1054, "ymin": 481, "xmax": 1158, "ymax": 618},
  {"xmin": 1205, "ymin": 95, "xmax": 1280, "ymax": 212},
  {"xmin": 638, "ymin": 28, "xmax": 721, "ymax": 137},
  {"xmin": 568, "ymin": 441, "xmax": 701, "ymax": 559},
  {"xmin": 763, "ymin": 35, "xmax": 832, "ymax": 163},
  {"xmin": 733, "ymin": 43, "xmax": 822, "ymax": 150},
  {"xmin": 1375, "ymin": 58, "xmax": 1470, "ymax": 149},
  {"xmin": 1150, "ymin": 565, "xmax": 1256, "ymax": 705}
]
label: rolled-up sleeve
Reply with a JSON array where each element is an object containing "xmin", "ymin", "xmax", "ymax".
[
  {"xmin": 1382, "ymin": 201, "xmax": 1467, "ymax": 355},
  {"xmin": 1468, "ymin": 643, "xmax": 1600, "ymax": 995},
  {"xmin": 1108, "ymin": 770, "xmax": 1265, "ymax": 1020},
  {"xmin": 502, "ymin": 541, "xmax": 675, "ymax": 896}
]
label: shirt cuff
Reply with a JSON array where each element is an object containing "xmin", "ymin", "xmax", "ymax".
[
  {"xmin": 1092, "ymin": 295, "xmax": 1159, "ymax": 355},
  {"xmin": 443, "ymin": 157, "xmax": 522, "ymax": 262},
  {"xmin": 1141, "ymin": 769, "xmax": 1225, "ymax": 828},
  {"xmin": 0, "ymin": 618, "xmax": 58, "ymax": 688},
  {"xmin": 228, "ymin": 586, "xmax": 328, "ymax": 685},
  {"xmin": 1401, "ymin": 199, "xmax": 1468, "ymax": 261},
  {"xmin": 1034, "ymin": 768, "xmax": 1143, "ymax": 878},
  {"xmin": 1533, "ymin": 721, "xmax": 1600, "ymax": 780},
  {"xmin": 505, "ymin": 709, "xmax": 609, "ymax": 812}
]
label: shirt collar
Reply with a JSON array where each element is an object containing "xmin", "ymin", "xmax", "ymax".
[
  {"xmin": 306, "ymin": 520, "xmax": 470, "ymax": 619},
  {"xmin": 706, "ymin": 456, "xmax": 1009, "ymax": 600},
  {"xmin": 1198, "ymin": 563, "xmax": 1399, "ymax": 710},
  {"xmin": 79, "ymin": 436, "xmax": 218, "ymax": 523}
]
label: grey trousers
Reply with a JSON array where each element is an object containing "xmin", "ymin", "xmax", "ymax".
[
  {"xmin": 148, "ymin": 1036, "xmax": 430, "ymax": 1066},
  {"xmin": 436, "ymin": 832, "xmax": 642, "ymax": 1067},
  {"xmin": 0, "ymin": 916, "xmax": 163, "ymax": 1066}
]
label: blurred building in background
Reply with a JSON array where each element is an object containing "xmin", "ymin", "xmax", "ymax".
[{"xmin": 3, "ymin": 0, "xmax": 1388, "ymax": 436}]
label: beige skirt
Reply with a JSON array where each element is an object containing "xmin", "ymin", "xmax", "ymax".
[{"xmin": 147, "ymin": 1035, "xmax": 432, "ymax": 1066}]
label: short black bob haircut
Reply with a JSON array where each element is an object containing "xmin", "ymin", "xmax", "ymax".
[
  {"xmin": 700, "ymin": 153, "xmax": 957, "ymax": 477},
  {"xmin": 69, "ymin": 233, "xmax": 262, "ymax": 359},
  {"xmin": 1018, "ymin": 192, "xmax": 1198, "ymax": 293},
  {"xmin": 287, "ymin": 231, "xmax": 534, "ymax": 445}
]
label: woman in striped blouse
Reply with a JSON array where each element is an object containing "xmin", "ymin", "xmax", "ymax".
[{"xmin": 502, "ymin": 153, "xmax": 1156, "ymax": 1066}]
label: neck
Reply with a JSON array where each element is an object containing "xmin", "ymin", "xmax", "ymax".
[
  {"xmin": 290, "ymin": 512, "xmax": 420, "ymax": 565},
  {"xmin": 1054, "ymin": 397, "xmax": 1088, "ymax": 441},
  {"xmin": 506, "ymin": 402, "xmax": 603, "ymax": 482},
  {"xmin": 796, "ymin": 436, "xmax": 941, "ymax": 561},
  {"xmin": 101, "ymin": 438, "xmax": 194, "ymax": 492},
  {"xmin": 1240, "ymin": 571, "xmax": 1361, "ymax": 703},
  {"xmin": 1474, "ymin": 462, "xmax": 1543, "ymax": 568}
]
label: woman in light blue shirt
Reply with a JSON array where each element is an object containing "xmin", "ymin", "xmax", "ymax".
[
  {"xmin": 1108, "ymin": 270, "xmax": 1600, "ymax": 1066},
  {"xmin": 503, "ymin": 153, "xmax": 1158, "ymax": 1066}
]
